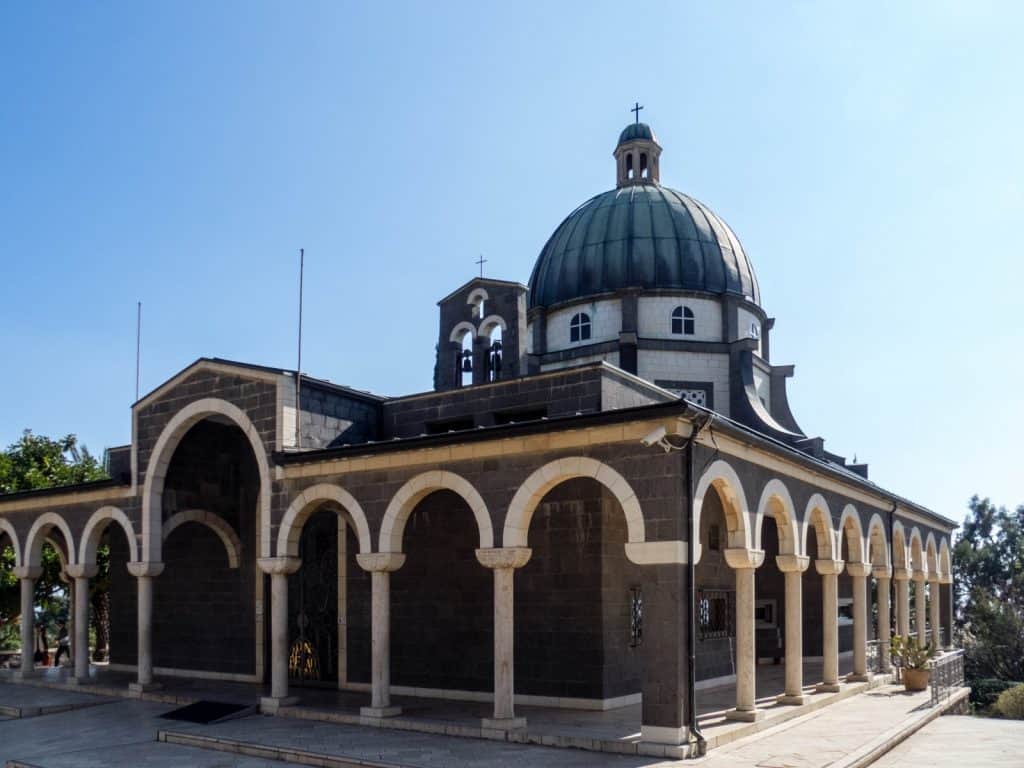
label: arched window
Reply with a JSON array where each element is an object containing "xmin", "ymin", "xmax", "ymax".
[
  {"xmin": 570, "ymin": 312, "xmax": 591, "ymax": 343},
  {"xmin": 626, "ymin": 153, "xmax": 634, "ymax": 180},
  {"xmin": 671, "ymin": 306, "xmax": 695, "ymax": 335},
  {"xmin": 640, "ymin": 152, "xmax": 648, "ymax": 179}
]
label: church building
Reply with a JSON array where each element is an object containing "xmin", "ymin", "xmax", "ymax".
[{"xmin": 0, "ymin": 117, "xmax": 957, "ymax": 758}]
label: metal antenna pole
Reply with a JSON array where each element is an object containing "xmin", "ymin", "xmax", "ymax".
[
  {"xmin": 135, "ymin": 301, "xmax": 142, "ymax": 401},
  {"xmin": 296, "ymin": 248, "xmax": 304, "ymax": 449}
]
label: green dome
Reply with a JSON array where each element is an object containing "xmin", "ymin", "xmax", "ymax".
[
  {"xmin": 527, "ymin": 185, "xmax": 759, "ymax": 309},
  {"xmin": 618, "ymin": 122, "xmax": 657, "ymax": 145}
]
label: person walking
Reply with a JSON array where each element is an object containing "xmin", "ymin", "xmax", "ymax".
[{"xmin": 53, "ymin": 621, "xmax": 70, "ymax": 668}]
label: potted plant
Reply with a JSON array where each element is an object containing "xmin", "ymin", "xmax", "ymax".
[{"xmin": 890, "ymin": 634, "xmax": 938, "ymax": 691}]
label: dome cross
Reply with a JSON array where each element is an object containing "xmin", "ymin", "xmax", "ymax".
[{"xmin": 631, "ymin": 101, "xmax": 644, "ymax": 124}]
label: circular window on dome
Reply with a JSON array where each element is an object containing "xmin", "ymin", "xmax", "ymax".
[{"xmin": 570, "ymin": 312, "xmax": 591, "ymax": 343}]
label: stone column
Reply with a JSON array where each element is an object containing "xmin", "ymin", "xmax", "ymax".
[
  {"xmin": 913, "ymin": 570, "xmax": 927, "ymax": 645},
  {"xmin": 13, "ymin": 566, "xmax": 42, "ymax": 680},
  {"xmin": 127, "ymin": 562, "xmax": 164, "ymax": 693},
  {"xmin": 846, "ymin": 562, "xmax": 871, "ymax": 682},
  {"xmin": 257, "ymin": 557, "xmax": 302, "ymax": 712},
  {"xmin": 929, "ymin": 579, "xmax": 941, "ymax": 649},
  {"xmin": 724, "ymin": 548, "xmax": 765, "ymax": 721},
  {"xmin": 65, "ymin": 564, "xmax": 98, "ymax": 683},
  {"xmin": 776, "ymin": 554, "xmax": 810, "ymax": 705},
  {"xmin": 475, "ymin": 547, "xmax": 532, "ymax": 730},
  {"xmin": 815, "ymin": 559, "xmax": 844, "ymax": 693},
  {"xmin": 874, "ymin": 568, "xmax": 892, "ymax": 672},
  {"xmin": 356, "ymin": 552, "xmax": 406, "ymax": 718},
  {"xmin": 894, "ymin": 568, "xmax": 911, "ymax": 638}
]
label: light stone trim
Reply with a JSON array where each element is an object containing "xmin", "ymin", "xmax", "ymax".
[
  {"xmin": 723, "ymin": 547, "xmax": 765, "ymax": 570},
  {"xmin": 845, "ymin": 561, "xmax": 872, "ymax": 578},
  {"xmin": 355, "ymin": 552, "xmax": 406, "ymax": 573},
  {"xmin": 277, "ymin": 483, "xmax": 372, "ymax": 558},
  {"xmin": 379, "ymin": 470, "xmax": 493, "ymax": 554},
  {"xmin": 65, "ymin": 563, "xmax": 99, "ymax": 579},
  {"xmin": 837, "ymin": 504, "xmax": 866, "ymax": 563},
  {"xmin": 640, "ymin": 724, "xmax": 690, "ymax": 747},
  {"xmin": 893, "ymin": 567, "xmax": 911, "ymax": 581},
  {"xmin": 0, "ymin": 517, "xmax": 21, "ymax": 567},
  {"xmin": 866, "ymin": 513, "xmax": 891, "ymax": 568},
  {"xmin": 502, "ymin": 456, "xmax": 644, "ymax": 549},
  {"xmin": 909, "ymin": 527, "xmax": 926, "ymax": 575},
  {"xmin": 475, "ymin": 547, "xmax": 532, "ymax": 570},
  {"xmin": 24, "ymin": 511, "xmax": 77, "ymax": 568},
  {"xmin": 13, "ymin": 565, "xmax": 43, "ymax": 580},
  {"xmin": 753, "ymin": 478, "xmax": 799, "ymax": 555},
  {"xmin": 0, "ymin": 485, "xmax": 133, "ymax": 513},
  {"xmin": 142, "ymin": 397, "xmax": 273, "ymax": 563},
  {"xmin": 925, "ymin": 532, "xmax": 938, "ymax": 574},
  {"xmin": 257, "ymin": 557, "xmax": 302, "ymax": 576},
  {"xmin": 775, "ymin": 554, "xmax": 810, "ymax": 573},
  {"xmin": 127, "ymin": 561, "xmax": 165, "ymax": 578},
  {"xmin": 79, "ymin": 506, "xmax": 139, "ymax": 566},
  {"xmin": 624, "ymin": 540, "xmax": 687, "ymax": 565},
  {"xmin": 815, "ymin": 558, "xmax": 845, "ymax": 576},
  {"xmin": 892, "ymin": 521, "xmax": 909, "ymax": 570},
  {"xmin": 802, "ymin": 495, "xmax": 837, "ymax": 561},
  {"xmin": 477, "ymin": 314, "xmax": 507, "ymax": 339},
  {"xmin": 163, "ymin": 510, "xmax": 242, "ymax": 569},
  {"xmin": 448, "ymin": 321, "xmax": 477, "ymax": 343},
  {"xmin": 693, "ymin": 459, "xmax": 752, "ymax": 564},
  {"xmin": 938, "ymin": 537, "xmax": 952, "ymax": 579}
]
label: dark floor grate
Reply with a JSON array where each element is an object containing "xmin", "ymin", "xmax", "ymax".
[{"xmin": 160, "ymin": 700, "xmax": 254, "ymax": 725}]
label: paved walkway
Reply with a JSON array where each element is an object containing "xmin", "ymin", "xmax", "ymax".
[{"xmin": 870, "ymin": 715, "xmax": 1024, "ymax": 768}]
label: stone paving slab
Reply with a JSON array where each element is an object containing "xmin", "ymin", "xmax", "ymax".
[
  {"xmin": 0, "ymin": 683, "xmax": 113, "ymax": 719},
  {"xmin": 870, "ymin": 714, "xmax": 1024, "ymax": 768}
]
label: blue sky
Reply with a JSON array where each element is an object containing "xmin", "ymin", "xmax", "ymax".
[{"xmin": 1, "ymin": 2, "xmax": 1021, "ymax": 522}]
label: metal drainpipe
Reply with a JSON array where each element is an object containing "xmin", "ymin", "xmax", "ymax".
[{"xmin": 686, "ymin": 416, "xmax": 708, "ymax": 755}]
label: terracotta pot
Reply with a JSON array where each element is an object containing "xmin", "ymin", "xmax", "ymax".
[{"xmin": 902, "ymin": 667, "xmax": 930, "ymax": 691}]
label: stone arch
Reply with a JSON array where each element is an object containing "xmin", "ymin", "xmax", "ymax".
[
  {"xmin": 504, "ymin": 457, "xmax": 645, "ymax": 550},
  {"xmin": 449, "ymin": 321, "xmax": 477, "ymax": 343},
  {"xmin": 892, "ymin": 521, "xmax": 908, "ymax": 569},
  {"xmin": 380, "ymin": 470, "xmax": 494, "ymax": 553},
  {"xmin": 24, "ymin": 512, "xmax": 76, "ymax": 568},
  {"xmin": 163, "ymin": 510, "xmax": 242, "ymax": 569},
  {"xmin": 925, "ymin": 533, "xmax": 938, "ymax": 575},
  {"xmin": 909, "ymin": 527, "xmax": 925, "ymax": 573},
  {"xmin": 79, "ymin": 506, "xmax": 139, "ymax": 566},
  {"xmin": 753, "ymin": 479, "xmax": 799, "ymax": 555},
  {"xmin": 939, "ymin": 537, "xmax": 952, "ymax": 579},
  {"xmin": 278, "ymin": 483, "xmax": 372, "ymax": 558},
  {"xmin": 837, "ymin": 504, "xmax": 866, "ymax": 563},
  {"xmin": 802, "ymin": 494, "xmax": 837, "ymax": 560},
  {"xmin": 477, "ymin": 314, "xmax": 507, "ymax": 339},
  {"xmin": 466, "ymin": 288, "xmax": 489, "ymax": 317},
  {"xmin": 142, "ymin": 397, "xmax": 272, "ymax": 563},
  {"xmin": 692, "ymin": 459, "xmax": 751, "ymax": 563},
  {"xmin": 866, "ymin": 513, "xmax": 890, "ymax": 568},
  {"xmin": 0, "ymin": 518, "xmax": 20, "ymax": 567}
]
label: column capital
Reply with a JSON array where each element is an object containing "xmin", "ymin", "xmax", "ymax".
[
  {"xmin": 257, "ymin": 557, "xmax": 302, "ymax": 576},
  {"xmin": 475, "ymin": 547, "xmax": 532, "ymax": 570},
  {"xmin": 356, "ymin": 552, "xmax": 406, "ymax": 573},
  {"xmin": 912, "ymin": 569, "xmax": 927, "ymax": 582},
  {"xmin": 12, "ymin": 566, "xmax": 43, "ymax": 580},
  {"xmin": 815, "ymin": 558, "xmax": 845, "ymax": 576},
  {"xmin": 938, "ymin": 573, "xmax": 953, "ymax": 584},
  {"xmin": 845, "ymin": 562, "xmax": 872, "ymax": 578},
  {"xmin": 873, "ymin": 566, "xmax": 893, "ymax": 580},
  {"xmin": 893, "ymin": 567, "xmax": 911, "ymax": 581},
  {"xmin": 724, "ymin": 548, "xmax": 765, "ymax": 570},
  {"xmin": 127, "ymin": 561, "xmax": 165, "ymax": 578},
  {"xmin": 775, "ymin": 554, "xmax": 810, "ymax": 573},
  {"xmin": 65, "ymin": 564, "xmax": 99, "ymax": 580}
]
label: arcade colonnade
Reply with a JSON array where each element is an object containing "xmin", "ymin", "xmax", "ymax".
[{"xmin": 0, "ymin": 453, "xmax": 955, "ymax": 747}]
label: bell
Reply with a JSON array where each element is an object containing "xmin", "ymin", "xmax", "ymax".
[{"xmin": 462, "ymin": 355, "xmax": 473, "ymax": 373}]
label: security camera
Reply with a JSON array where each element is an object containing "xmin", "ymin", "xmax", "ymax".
[{"xmin": 641, "ymin": 425, "xmax": 667, "ymax": 448}]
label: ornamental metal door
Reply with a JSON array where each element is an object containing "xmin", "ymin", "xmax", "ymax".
[{"xmin": 288, "ymin": 511, "xmax": 338, "ymax": 684}]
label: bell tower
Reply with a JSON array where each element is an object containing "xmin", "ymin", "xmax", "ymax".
[{"xmin": 615, "ymin": 103, "xmax": 662, "ymax": 188}]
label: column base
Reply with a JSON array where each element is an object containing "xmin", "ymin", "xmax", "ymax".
[
  {"xmin": 815, "ymin": 682, "xmax": 842, "ymax": 693},
  {"xmin": 128, "ymin": 681, "xmax": 163, "ymax": 695},
  {"xmin": 260, "ymin": 696, "xmax": 298, "ymax": 714},
  {"xmin": 482, "ymin": 716, "xmax": 527, "ymax": 731},
  {"xmin": 846, "ymin": 672, "xmax": 872, "ymax": 683},
  {"xmin": 777, "ymin": 693, "xmax": 807, "ymax": 706},
  {"xmin": 360, "ymin": 705, "xmax": 402, "ymax": 719},
  {"xmin": 725, "ymin": 707, "xmax": 765, "ymax": 722}
]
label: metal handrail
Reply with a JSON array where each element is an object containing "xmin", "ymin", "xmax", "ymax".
[{"xmin": 929, "ymin": 649, "xmax": 965, "ymax": 707}]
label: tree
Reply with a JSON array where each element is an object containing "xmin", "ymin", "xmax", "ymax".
[
  {"xmin": 954, "ymin": 495, "xmax": 1024, "ymax": 684},
  {"xmin": 0, "ymin": 431, "xmax": 108, "ymax": 651}
]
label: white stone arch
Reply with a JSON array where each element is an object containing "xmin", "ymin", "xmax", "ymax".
[
  {"xmin": 477, "ymin": 314, "xmax": 507, "ymax": 339},
  {"xmin": 892, "ymin": 521, "xmax": 909, "ymax": 569},
  {"xmin": 802, "ymin": 494, "xmax": 837, "ymax": 560},
  {"xmin": 163, "ymin": 510, "xmax": 242, "ymax": 569},
  {"xmin": 939, "ymin": 537, "xmax": 952, "ymax": 579},
  {"xmin": 142, "ymin": 397, "xmax": 272, "ymax": 563},
  {"xmin": 449, "ymin": 321, "xmax": 477, "ymax": 343},
  {"xmin": 753, "ymin": 479, "xmax": 799, "ymax": 555},
  {"xmin": 0, "ymin": 518, "xmax": 20, "ymax": 567},
  {"xmin": 909, "ymin": 527, "xmax": 925, "ymax": 573},
  {"xmin": 278, "ymin": 483, "xmax": 372, "ymax": 558},
  {"xmin": 79, "ymin": 506, "xmax": 139, "ymax": 566},
  {"xmin": 925, "ymin": 532, "xmax": 938, "ymax": 575},
  {"xmin": 24, "ymin": 512, "xmax": 76, "ymax": 568},
  {"xmin": 693, "ymin": 459, "xmax": 751, "ymax": 563},
  {"xmin": 504, "ymin": 457, "xmax": 646, "ymax": 550},
  {"xmin": 837, "ymin": 504, "xmax": 866, "ymax": 563},
  {"xmin": 380, "ymin": 470, "xmax": 494, "ymax": 554},
  {"xmin": 866, "ymin": 513, "xmax": 890, "ymax": 568}
]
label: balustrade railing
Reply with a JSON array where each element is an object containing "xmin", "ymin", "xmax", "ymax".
[{"xmin": 929, "ymin": 649, "xmax": 965, "ymax": 707}]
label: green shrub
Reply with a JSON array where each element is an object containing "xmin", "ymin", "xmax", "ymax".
[
  {"xmin": 993, "ymin": 683, "xmax": 1024, "ymax": 719},
  {"xmin": 970, "ymin": 678, "xmax": 1021, "ymax": 710}
]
